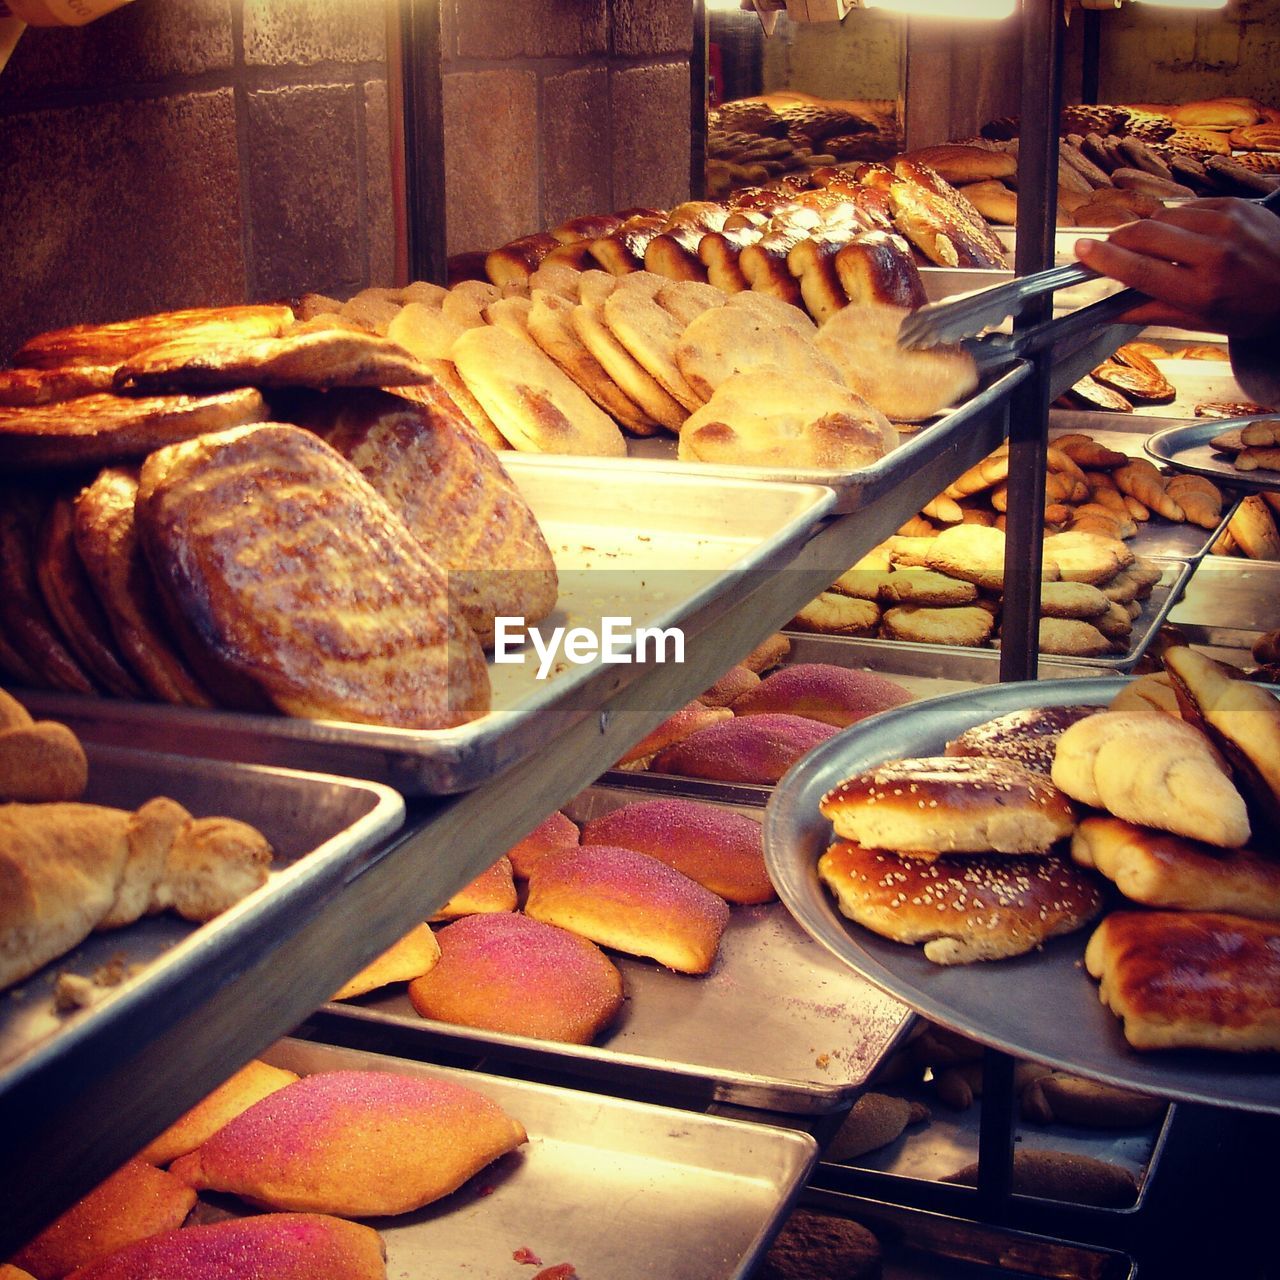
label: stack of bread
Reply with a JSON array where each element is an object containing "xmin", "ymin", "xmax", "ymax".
[
  {"xmin": 7, "ymin": 1060, "xmax": 528, "ymax": 1278},
  {"xmin": 0, "ymin": 304, "xmax": 564, "ymax": 729},
  {"xmin": 1205, "ymin": 419, "xmax": 1280, "ymax": 478}
]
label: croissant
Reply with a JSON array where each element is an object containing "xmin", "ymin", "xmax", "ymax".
[
  {"xmin": 1112, "ymin": 459, "xmax": 1184, "ymax": 522},
  {"xmin": 1234, "ymin": 446, "xmax": 1280, "ymax": 473},
  {"xmin": 1051, "ymin": 432, "xmax": 1128, "ymax": 470},
  {"xmin": 1165, "ymin": 473, "xmax": 1224, "ymax": 529}
]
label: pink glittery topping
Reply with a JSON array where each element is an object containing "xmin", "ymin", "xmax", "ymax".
[
  {"xmin": 506, "ymin": 811, "xmax": 580, "ymax": 879},
  {"xmin": 736, "ymin": 663, "xmax": 913, "ymax": 723},
  {"xmin": 650, "ymin": 714, "xmax": 838, "ymax": 784}
]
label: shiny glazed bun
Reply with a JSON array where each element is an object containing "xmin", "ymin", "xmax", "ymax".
[{"xmin": 944, "ymin": 705, "xmax": 1098, "ymax": 775}]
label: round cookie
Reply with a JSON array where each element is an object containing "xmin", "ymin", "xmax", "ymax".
[
  {"xmin": 880, "ymin": 604, "xmax": 995, "ymax": 647},
  {"xmin": 789, "ymin": 592, "xmax": 881, "ymax": 637}
]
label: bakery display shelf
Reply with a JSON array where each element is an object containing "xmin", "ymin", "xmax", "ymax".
[
  {"xmin": 14, "ymin": 457, "xmax": 836, "ymax": 797},
  {"xmin": 198, "ymin": 1037, "xmax": 815, "ymax": 1280},
  {"xmin": 1145, "ymin": 417, "xmax": 1280, "ymax": 496},
  {"xmin": 763, "ymin": 676, "xmax": 1280, "ymax": 1118},
  {"xmin": 1169, "ymin": 556, "xmax": 1280, "ymax": 653},
  {"xmin": 315, "ymin": 779, "xmax": 912, "ymax": 1117},
  {"xmin": 516, "ymin": 361, "xmax": 1033, "ymax": 515}
]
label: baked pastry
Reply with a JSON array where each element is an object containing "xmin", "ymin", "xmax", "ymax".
[
  {"xmin": 613, "ymin": 700, "xmax": 732, "ymax": 769},
  {"xmin": 1034, "ymin": 617, "xmax": 1115, "ymax": 658},
  {"xmin": 819, "ymin": 841, "xmax": 1103, "ymax": 964},
  {"xmin": 0, "ymin": 689, "xmax": 89, "ymax": 803},
  {"xmin": 430, "ymin": 856, "xmax": 518, "ymax": 919},
  {"xmin": 61, "ymin": 1215, "xmax": 387, "ymax": 1280},
  {"xmin": 1072, "ymin": 814, "xmax": 1280, "ymax": 919},
  {"xmin": 136, "ymin": 424, "xmax": 490, "ymax": 728},
  {"xmin": 10, "ymin": 1159, "xmax": 196, "ymax": 1279},
  {"xmin": 880, "ymin": 603, "xmax": 995, "ymax": 648},
  {"xmin": 888, "ymin": 160, "xmax": 1010, "ymax": 269},
  {"xmin": 580, "ymin": 797, "xmax": 774, "ymax": 904},
  {"xmin": 820, "ymin": 756, "xmax": 1076, "ymax": 855},
  {"xmin": 874, "ymin": 567, "xmax": 978, "ymax": 607},
  {"xmin": 743, "ymin": 632, "xmax": 792, "ymax": 673},
  {"xmin": 506, "ymin": 812, "xmax": 579, "ymax": 880},
  {"xmin": 1020, "ymin": 1072, "xmax": 1166, "ymax": 1129},
  {"xmin": 730, "ymin": 662, "xmax": 913, "ymax": 729},
  {"xmin": 1038, "ymin": 580, "xmax": 1110, "ymax": 621},
  {"xmin": 169, "ymin": 1069, "xmax": 527, "ymax": 1215},
  {"xmin": 407, "ymin": 911, "xmax": 624, "ymax": 1043},
  {"xmin": 1109, "ymin": 672, "xmax": 1180, "ymax": 718},
  {"xmin": 331, "ymin": 924, "xmax": 442, "ymax": 1001},
  {"xmin": 788, "ymin": 591, "xmax": 881, "ymax": 637},
  {"xmin": 699, "ymin": 662, "xmax": 760, "ymax": 708},
  {"xmin": 944, "ymin": 705, "xmax": 1098, "ymax": 776},
  {"xmin": 524, "ymin": 844, "xmax": 730, "ymax": 973},
  {"xmin": 603, "ymin": 282, "xmax": 704, "ymax": 411},
  {"xmin": 648, "ymin": 713, "xmax": 839, "ymax": 785},
  {"xmin": 1086, "ymin": 910, "xmax": 1280, "ymax": 1052},
  {"xmin": 1051, "ymin": 710, "xmax": 1249, "ymax": 847},
  {"xmin": 921, "ymin": 525, "xmax": 1010, "ymax": 591},
  {"xmin": 943, "ymin": 1149, "xmax": 1137, "ymax": 1208},
  {"xmin": 756, "ymin": 1208, "xmax": 882, "ymax": 1280}
]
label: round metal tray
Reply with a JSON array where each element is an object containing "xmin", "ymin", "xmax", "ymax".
[
  {"xmin": 763, "ymin": 677, "xmax": 1280, "ymax": 1116},
  {"xmin": 1145, "ymin": 416, "xmax": 1280, "ymax": 495}
]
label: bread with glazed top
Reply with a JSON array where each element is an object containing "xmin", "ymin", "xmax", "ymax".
[{"xmin": 944, "ymin": 705, "xmax": 1097, "ymax": 776}]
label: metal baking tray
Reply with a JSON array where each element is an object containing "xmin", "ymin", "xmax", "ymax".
[
  {"xmin": 186, "ymin": 1037, "xmax": 815, "ymax": 1280},
  {"xmin": 14, "ymin": 457, "xmax": 835, "ymax": 796},
  {"xmin": 1169, "ymin": 556, "xmax": 1280, "ymax": 653},
  {"xmin": 1146, "ymin": 417, "xmax": 1280, "ymax": 496},
  {"xmin": 315, "ymin": 781, "xmax": 912, "ymax": 1115},
  {"xmin": 507, "ymin": 362, "xmax": 1029, "ymax": 514},
  {"xmin": 1055, "ymin": 357, "xmax": 1249, "ymax": 421},
  {"xmin": 763, "ymin": 676, "xmax": 1280, "ymax": 1116}
]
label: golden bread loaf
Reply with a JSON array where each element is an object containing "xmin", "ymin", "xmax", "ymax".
[{"xmin": 135, "ymin": 424, "xmax": 490, "ymax": 728}]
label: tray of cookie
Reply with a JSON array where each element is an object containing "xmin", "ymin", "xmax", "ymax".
[
  {"xmin": 307, "ymin": 778, "xmax": 913, "ymax": 1116},
  {"xmin": 3, "ymin": 1034, "xmax": 819, "ymax": 1278},
  {"xmin": 763, "ymin": 657, "xmax": 1280, "ymax": 1117}
]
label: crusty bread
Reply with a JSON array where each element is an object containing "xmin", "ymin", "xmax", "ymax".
[
  {"xmin": 903, "ymin": 145, "xmax": 1017, "ymax": 185},
  {"xmin": 169, "ymin": 1069, "xmax": 527, "ymax": 1215},
  {"xmin": 821, "ymin": 756, "xmax": 1076, "ymax": 855},
  {"xmin": 730, "ymin": 662, "xmax": 913, "ymax": 729},
  {"xmin": 1086, "ymin": 911, "xmax": 1280, "ymax": 1052},
  {"xmin": 505, "ymin": 811, "xmax": 580, "ymax": 879},
  {"xmin": 0, "ymin": 364, "xmax": 118, "ymax": 408},
  {"xmin": 888, "ymin": 161, "xmax": 1010, "ymax": 269},
  {"xmin": 648, "ymin": 714, "xmax": 839, "ymax": 785},
  {"xmin": 430, "ymin": 856, "xmax": 518, "ymax": 920},
  {"xmin": 136, "ymin": 424, "xmax": 490, "ymax": 728},
  {"xmin": 580, "ymin": 797, "xmax": 774, "ymax": 904},
  {"xmin": 408, "ymin": 911, "xmax": 623, "ymax": 1043},
  {"xmin": 524, "ymin": 844, "xmax": 730, "ymax": 973},
  {"xmin": 819, "ymin": 841, "xmax": 1103, "ymax": 964},
  {"xmin": 603, "ymin": 283, "xmax": 705, "ymax": 411},
  {"xmin": 944, "ymin": 705, "xmax": 1098, "ymax": 776}
]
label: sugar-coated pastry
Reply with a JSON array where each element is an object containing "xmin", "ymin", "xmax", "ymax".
[
  {"xmin": 730, "ymin": 663, "xmax": 913, "ymax": 729},
  {"xmin": 741, "ymin": 633, "xmax": 791, "ymax": 674},
  {"xmin": 821, "ymin": 756, "xmax": 1076, "ymax": 855},
  {"xmin": 168, "ymin": 1070, "xmax": 527, "ymax": 1216},
  {"xmin": 580, "ymin": 797, "xmax": 774, "ymax": 904},
  {"xmin": 408, "ymin": 912, "xmax": 623, "ymax": 1044},
  {"xmin": 62, "ymin": 1214, "xmax": 386, "ymax": 1280},
  {"xmin": 944, "ymin": 705, "xmax": 1098, "ymax": 776},
  {"xmin": 698, "ymin": 663, "xmax": 760, "ymax": 708},
  {"xmin": 613, "ymin": 699, "xmax": 732, "ymax": 768},
  {"xmin": 331, "ymin": 923, "xmax": 441, "ymax": 1001},
  {"xmin": 138, "ymin": 1060, "xmax": 300, "ymax": 1166},
  {"xmin": 11, "ymin": 1159, "xmax": 195, "ymax": 1280},
  {"xmin": 430, "ymin": 856, "xmax": 517, "ymax": 920},
  {"xmin": 505, "ymin": 811, "xmax": 579, "ymax": 880},
  {"xmin": 525, "ymin": 844, "xmax": 730, "ymax": 974},
  {"xmin": 756, "ymin": 1207, "xmax": 882, "ymax": 1280},
  {"xmin": 648, "ymin": 714, "xmax": 839, "ymax": 785}
]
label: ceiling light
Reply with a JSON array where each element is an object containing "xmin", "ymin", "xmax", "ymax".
[{"xmin": 862, "ymin": 0, "xmax": 1016, "ymax": 17}]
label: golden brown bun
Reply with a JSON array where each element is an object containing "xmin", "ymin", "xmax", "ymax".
[
  {"xmin": 789, "ymin": 591, "xmax": 882, "ymax": 638},
  {"xmin": 331, "ymin": 924, "xmax": 441, "ymax": 1001},
  {"xmin": 1051, "ymin": 709, "xmax": 1248, "ymax": 847},
  {"xmin": 136, "ymin": 424, "xmax": 490, "ymax": 728},
  {"xmin": 11, "ymin": 1159, "xmax": 195, "ymax": 1279},
  {"xmin": 648, "ymin": 714, "xmax": 840, "ymax": 785},
  {"xmin": 821, "ymin": 756, "xmax": 1077, "ymax": 855},
  {"xmin": 1227, "ymin": 495, "xmax": 1280, "ymax": 559},
  {"xmin": 1109, "ymin": 672, "xmax": 1181, "ymax": 718},
  {"xmin": 60, "ymin": 1215, "xmax": 387, "ymax": 1280},
  {"xmin": 169, "ymin": 1069, "xmax": 526, "ymax": 1215},
  {"xmin": 943, "ymin": 1149, "xmax": 1136, "ymax": 1208},
  {"xmin": 580, "ymin": 797, "xmax": 774, "ymax": 904},
  {"xmin": 524, "ymin": 844, "xmax": 729, "ymax": 973},
  {"xmin": 430, "ymin": 856, "xmax": 517, "ymax": 920},
  {"xmin": 1072, "ymin": 814, "xmax": 1280, "ymax": 919},
  {"xmin": 0, "ymin": 695, "xmax": 88, "ymax": 803},
  {"xmin": 614, "ymin": 700, "xmax": 733, "ymax": 769},
  {"xmin": 888, "ymin": 161, "xmax": 1010, "ymax": 269},
  {"xmin": 1086, "ymin": 911, "xmax": 1280, "ymax": 1052},
  {"xmin": 407, "ymin": 911, "xmax": 623, "ymax": 1043},
  {"xmin": 742, "ymin": 633, "xmax": 792, "ymax": 673},
  {"xmin": 506, "ymin": 811, "xmax": 579, "ymax": 880},
  {"xmin": 903, "ymin": 145, "xmax": 1017, "ymax": 185},
  {"xmin": 819, "ymin": 841, "xmax": 1103, "ymax": 964},
  {"xmin": 833, "ymin": 229, "xmax": 928, "ymax": 310},
  {"xmin": 943, "ymin": 704, "xmax": 1097, "ymax": 776},
  {"xmin": 484, "ymin": 231, "xmax": 562, "ymax": 287},
  {"xmin": 137, "ymin": 1060, "xmax": 300, "ymax": 1166},
  {"xmin": 730, "ymin": 662, "xmax": 912, "ymax": 728},
  {"xmin": 958, "ymin": 179, "xmax": 1017, "ymax": 225},
  {"xmin": 1167, "ymin": 98, "xmax": 1260, "ymax": 129}
]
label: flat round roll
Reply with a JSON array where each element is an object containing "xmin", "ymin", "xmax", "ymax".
[
  {"xmin": 648, "ymin": 714, "xmax": 840, "ymax": 785},
  {"xmin": 821, "ymin": 756, "xmax": 1077, "ymax": 855},
  {"xmin": 524, "ymin": 844, "xmax": 730, "ymax": 974},
  {"xmin": 580, "ymin": 798, "xmax": 775, "ymax": 904},
  {"xmin": 730, "ymin": 663, "xmax": 913, "ymax": 729},
  {"xmin": 407, "ymin": 912, "xmax": 623, "ymax": 1044},
  {"xmin": 430, "ymin": 856, "xmax": 517, "ymax": 920},
  {"xmin": 331, "ymin": 924, "xmax": 441, "ymax": 1001},
  {"xmin": 505, "ymin": 810, "xmax": 579, "ymax": 879},
  {"xmin": 819, "ymin": 840, "xmax": 1104, "ymax": 964},
  {"xmin": 944, "ymin": 705, "xmax": 1099, "ymax": 776},
  {"xmin": 60, "ymin": 1214, "xmax": 387, "ymax": 1280},
  {"xmin": 168, "ymin": 1070, "xmax": 526, "ymax": 1216}
]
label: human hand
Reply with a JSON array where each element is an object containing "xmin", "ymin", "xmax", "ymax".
[{"xmin": 1074, "ymin": 197, "xmax": 1280, "ymax": 337}]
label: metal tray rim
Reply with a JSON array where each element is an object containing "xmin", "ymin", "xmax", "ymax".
[{"xmin": 1145, "ymin": 416, "xmax": 1280, "ymax": 496}]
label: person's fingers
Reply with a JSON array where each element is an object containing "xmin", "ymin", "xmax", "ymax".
[
  {"xmin": 1094, "ymin": 215, "xmax": 1225, "ymax": 266},
  {"xmin": 1075, "ymin": 236, "xmax": 1199, "ymax": 298}
]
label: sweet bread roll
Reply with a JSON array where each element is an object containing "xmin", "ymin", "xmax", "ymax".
[
  {"xmin": 169, "ymin": 1069, "xmax": 527, "ymax": 1215},
  {"xmin": 1051, "ymin": 710, "xmax": 1249, "ymax": 847},
  {"xmin": 821, "ymin": 756, "xmax": 1076, "ymax": 855},
  {"xmin": 1034, "ymin": 617, "xmax": 1114, "ymax": 658},
  {"xmin": 902, "ymin": 144, "xmax": 1017, "ymax": 185},
  {"xmin": 614, "ymin": 700, "xmax": 732, "ymax": 769},
  {"xmin": 505, "ymin": 812, "xmax": 580, "ymax": 880},
  {"xmin": 11, "ymin": 1159, "xmax": 195, "ymax": 1279},
  {"xmin": 603, "ymin": 283, "xmax": 704, "ymax": 411},
  {"xmin": 524, "ymin": 844, "xmax": 729, "ymax": 973},
  {"xmin": 880, "ymin": 603, "xmax": 996, "ymax": 648},
  {"xmin": 484, "ymin": 232, "xmax": 561, "ymax": 287},
  {"xmin": 648, "ymin": 714, "xmax": 839, "ymax": 785},
  {"xmin": 1227, "ymin": 495, "xmax": 1280, "ymax": 559},
  {"xmin": 0, "ymin": 695, "xmax": 88, "ymax": 803},
  {"xmin": 960, "ymin": 179, "xmax": 1017, "ymax": 224},
  {"xmin": 789, "ymin": 591, "xmax": 881, "ymax": 637},
  {"xmin": 743, "ymin": 633, "xmax": 792, "ymax": 673},
  {"xmin": 430, "ymin": 856, "xmax": 517, "ymax": 920},
  {"xmin": 874, "ymin": 567, "xmax": 978, "ymax": 607},
  {"xmin": 1086, "ymin": 911, "xmax": 1280, "ymax": 1052},
  {"xmin": 756, "ymin": 1208, "xmax": 882, "ymax": 1280},
  {"xmin": 61, "ymin": 1214, "xmax": 387, "ymax": 1280},
  {"xmin": 943, "ymin": 1149, "xmax": 1137, "ymax": 1208},
  {"xmin": 407, "ymin": 911, "xmax": 623, "ymax": 1043},
  {"xmin": 819, "ymin": 842, "xmax": 1103, "ymax": 965},
  {"xmin": 730, "ymin": 662, "xmax": 913, "ymax": 729},
  {"xmin": 921, "ymin": 524, "xmax": 1010, "ymax": 591},
  {"xmin": 944, "ymin": 705, "xmax": 1097, "ymax": 776},
  {"xmin": 580, "ymin": 797, "xmax": 773, "ymax": 904},
  {"xmin": 699, "ymin": 663, "xmax": 760, "ymax": 708},
  {"xmin": 1072, "ymin": 814, "xmax": 1280, "ymax": 919},
  {"xmin": 1109, "ymin": 672, "xmax": 1180, "ymax": 718},
  {"xmin": 331, "ymin": 924, "xmax": 441, "ymax": 1001}
]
